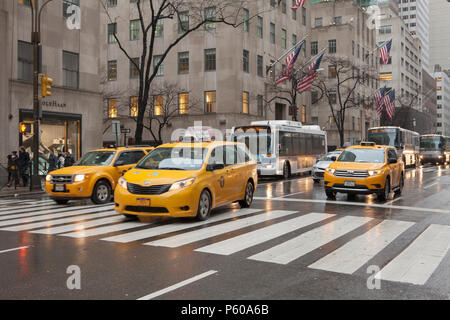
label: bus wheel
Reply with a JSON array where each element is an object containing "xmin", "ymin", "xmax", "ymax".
[{"xmin": 283, "ymin": 162, "xmax": 291, "ymax": 180}]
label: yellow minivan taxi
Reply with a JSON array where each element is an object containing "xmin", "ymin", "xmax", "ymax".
[
  {"xmin": 114, "ymin": 141, "xmax": 258, "ymax": 221},
  {"xmin": 324, "ymin": 142, "xmax": 404, "ymax": 201},
  {"xmin": 45, "ymin": 146, "xmax": 153, "ymax": 204}
]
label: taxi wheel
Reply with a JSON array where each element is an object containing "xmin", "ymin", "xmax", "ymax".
[
  {"xmin": 378, "ymin": 178, "xmax": 390, "ymax": 201},
  {"xmin": 54, "ymin": 199, "xmax": 69, "ymax": 205},
  {"xmin": 91, "ymin": 180, "xmax": 112, "ymax": 204},
  {"xmin": 196, "ymin": 190, "xmax": 211, "ymax": 221},
  {"xmin": 239, "ymin": 181, "xmax": 254, "ymax": 208},
  {"xmin": 395, "ymin": 174, "xmax": 404, "ymax": 196}
]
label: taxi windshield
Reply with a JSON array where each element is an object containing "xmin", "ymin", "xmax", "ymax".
[
  {"xmin": 74, "ymin": 151, "xmax": 116, "ymax": 166},
  {"xmin": 136, "ymin": 147, "xmax": 208, "ymax": 171},
  {"xmin": 337, "ymin": 149, "xmax": 386, "ymax": 163}
]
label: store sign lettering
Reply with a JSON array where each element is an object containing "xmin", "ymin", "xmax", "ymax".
[{"xmin": 41, "ymin": 100, "xmax": 67, "ymax": 108}]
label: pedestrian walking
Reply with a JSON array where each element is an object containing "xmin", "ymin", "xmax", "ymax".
[
  {"xmin": 18, "ymin": 146, "xmax": 30, "ymax": 187},
  {"xmin": 57, "ymin": 152, "xmax": 65, "ymax": 169},
  {"xmin": 48, "ymin": 150, "xmax": 58, "ymax": 172},
  {"xmin": 64, "ymin": 152, "xmax": 75, "ymax": 167},
  {"xmin": 7, "ymin": 151, "xmax": 20, "ymax": 188}
]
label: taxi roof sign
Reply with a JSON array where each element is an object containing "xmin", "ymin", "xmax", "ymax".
[{"xmin": 360, "ymin": 141, "xmax": 376, "ymax": 147}]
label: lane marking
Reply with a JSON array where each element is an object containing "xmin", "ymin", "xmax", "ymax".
[
  {"xmin": 137, "ymin": 270, "xmax": 218, "ymax": 300},
  {"xmin": 144, "ymin": 210, "xmax": 298, "ymax": 248},
  {"xmin": 101, "ymin": 209, "xmax": 261, "ymax": 243},
  {"xmin": 253, "ymin": 197, "xmax": 450, "ymax": 215},
  {"xmin": 0, "ymin": 204, "xmax": 61, "ymax": 214},
  {"xmin": 195, "ymin": 213, "xmax": 333, "ymax": 256},
  {"xmin": 0, "ymin": 211, "xmax": 117, "ymax": 231},
  {"xmin": 273, "ymin": 191, "xmax": 306, "ymax": 199},
  {"xmin": 387, "ymin": 197, "xmax": 403, "ymax": 205},
  {"xmin": 309, "ymin": 220, "xmax": 414, "ymax": 274},
  {"xmin": 0, "ymin": 203, "xmax": 107, "ymax": 217},
  {"xmin": 0, "ymin": 205, "xmax": 114, "ymax": 228},
  {"xmin": 61, "ymin": 221, "xmax": 152, "ymax": 238},
  {"xmin": 248, "ymin": 216, "xmax": 373, "ymax": 265},
  {"xmin": 0, "ymin": 246, "xmax": 29, "ymax": 254},
  {"xmin": 423, "ymin": 182, "xmax": 438, "ymax": 189},
  {"xmin": 30, "ymin": 216, "xmax": 126, "ymax": 235},
  {"xmin": 375, "ymin": 224, "xmax": 450, "ymax": 285}
]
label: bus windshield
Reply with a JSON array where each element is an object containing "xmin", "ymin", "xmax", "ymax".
[
  {"xmin": 233, "ymin": 126, "xmax": 272, "ymax": 156},
  {"xmin": 368, "ymin": 129, "xmax": 400, "ymax": 148},
  {"xmin": 420, "ymin": 137, "xmax": 444, "ymax": 151}
]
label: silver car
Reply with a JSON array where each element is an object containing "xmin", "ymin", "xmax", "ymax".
[{"xmin": 311, "ymin": 151, "xmax": 342, "ymax": 183}]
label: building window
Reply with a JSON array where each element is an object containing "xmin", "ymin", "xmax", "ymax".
[
  {"xmin": 153, "ymin": 95, "xmax": 163, "ymax": 116},
  {"xmin": 130, "ymin": 19, "xmax": 140, "ymax": 40},
  {"xmin": 243, "ymin": 8, "xmax": 249, "ymax": 32},
  {"xmin": 243, "ymin": 50, "xmax": 249, "ymax": 73},
  {"xmin": 257, "ymin": 95, "xmax": 264, "ymax": 117},
  {"xmin": 153, "ymin": 55, "xmax": 163, "ymax": 76},
  {"xmin": 328, "ymin": 40, "xmax": 336, "ymax": 54},
  {"xmin": 178, "ymin": 52, "xmax": 189, "ymax": 74},
  {"xmin": 281, "ymin": 29, "xmax": 287, "ymax": 49},
  {"xmin": 301, "ymin": 105, "xmax": 306, "ymax": 123},
  {"xmin": 243, "ymin": 92, "xmax": 249, "ymax": 114},
  {"xmin": 334, "ymin": 16, "xmax": 342, "ymax": 25},
  {"xmin": 204, "ymin": 49, "xmax": 216, "ymax": 71},
  {"xmin": 155, "ymin": 19, "xmax": 164, "ymax": 37},
  {"xmin": 130, "ymin": 96, "xmax": 138, "ymax": 117},
  {"xmin": 107, "ymin": 60, "xmax": 117, "ymax": 81},
  {"xmin": 108, "ymin": 23, "xmax": 117, "ymax": 43},
  {"xmin": 315, "ymin": 17, "xmax": 322, "ymax": 27},
  {"xmin": 179, "ymin": 93, "xmax": 189, "ymax": 114},
  {"xmin": 292, "ymin": 0, "xmax": 297, "ymax": 20},
  {"xmin": 282, "ymin": 0, "xmax": 287, "ymax": 13},
  {"xmin": 257, "ymin": 16, "xmax": 263, "ymax": 38},
  {"xmin": 63, "ymin": 50, "xmax": 79, "ymax": 89},
  {"xmin": 205, "ymin": 91, "xmax": 216, "ymax": 113},
  {"xmin": 204, "ymin": 7, "xmax": 216, "ymax": 30},
  {"xmin": 130, "ymin": 58, "xmax": 140, "ymax": 79},
  {"xmin": 270, "ymin": 23, "xmax": 275, "ymax": 44},
  {"xmin": 328, "ymin": 90, "xmax": 337, "ymax": 104},
  {"xmin": 328, "ymin": 65, "xmax": 337, "ymax": 79},
  {"xmin": 63, "ymin": 0, "xmax": 79, "ymax": 18},
  {"xmin": 311, "ymin": 41, "xmax": 318, "ymax": 56},
  {"xmin": 108, "ymin": 98, "xmax": 117, "ymax": 118},
  {"xmin": 292, "ymin": 34, "xmax": 297, "ymax": 47},
  {"xmin": 302, "ymin": 7, "xmax": 306, "ymax": 26},
  {"xmin": 17, "ymin": 41, "xmax": 33, "ymax": 82},
  {"xmin": 178, "ymin": 11, "xmax": 189, "ymax": 34},
  {"xmin": 107, "ymin": 0, "xmax": 117, "ymax": 7},
  {"xmin": 257, "ymin": 55, "xmax": 263, "ymax": 77}
]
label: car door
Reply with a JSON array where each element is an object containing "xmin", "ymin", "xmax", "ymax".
[
  {"xmin": 387, "ymin": 149, "xmax": 400, "ymax": 187},
  {"xmin": 206, "ymin": 146, "xmax": 230, "ymax": 206},
  {"xmin": 223, "ymin": 145, "xmax": 241, "ymax": 199}
]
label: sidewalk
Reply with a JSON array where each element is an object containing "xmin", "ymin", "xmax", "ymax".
[{"xmin": 0, "ymin": 185, "xmax": 46, "ymax": 199}]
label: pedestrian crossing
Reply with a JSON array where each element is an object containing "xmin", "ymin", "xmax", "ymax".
[{"xmin": 0, "ymin": 199, "xmax": 448, "ymax": 287}]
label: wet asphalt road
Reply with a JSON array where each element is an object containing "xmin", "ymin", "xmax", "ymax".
[{"xmin": 0, "ymin": 164, "xmax": 449, "ymax": 300}]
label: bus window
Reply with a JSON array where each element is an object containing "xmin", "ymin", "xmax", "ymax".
[{"xmin": 306, "ymin": 135, "xmax": 312, "ymax": 155}]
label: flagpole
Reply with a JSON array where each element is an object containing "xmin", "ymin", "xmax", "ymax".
[
  {"xmin": 266, "ymin": 34, "xmax": 309, "ymax": 74},
  {"xmin": 295, "ymin": 47, "xmax": 327, "ymax": 75}
]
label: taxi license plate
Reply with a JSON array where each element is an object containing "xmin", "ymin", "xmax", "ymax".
[
  {"xmin": 344, "ymin": 181, "xmax": 355, "ymax": 187},
  {"xmin": 137, "ymin": 198, "xmax": 151, "ymax": 206},
  {"xmin": 54, "ymin": 185, "xmax": 65, "ymax": 192}
]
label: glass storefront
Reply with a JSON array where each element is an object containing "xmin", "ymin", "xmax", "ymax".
[{"xmin": 19, "ymin": 110, "xmax": 81, "ymax": 174}]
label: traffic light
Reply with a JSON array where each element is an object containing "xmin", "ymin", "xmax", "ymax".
[
  {"xmin": 41, "ymin": 74, "xmax": 53, "ymax": 98},
  {"xmin": 19, "ymin": 122, "xmax": 32, "ymax": 134}
]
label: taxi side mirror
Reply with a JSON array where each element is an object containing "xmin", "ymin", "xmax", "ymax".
[
  {"xmin": 331, "ymin": 156, "xmax": 337, "ymax": 161},
  {"xmin": 388, "ymin": 158, "xmax": 397, "ymax": 164}
]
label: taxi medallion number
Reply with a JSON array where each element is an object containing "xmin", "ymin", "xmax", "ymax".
[
  {"xmin": 55, "ymin": 185, "xmax": 65, "ymax": 192},
  {"xmin": 344, "ymin": 181, "xmax": 355, "ymax": 187},
  {"xmin": 137, "ymin": 198, "xmax": 151, "ymax": 206}
]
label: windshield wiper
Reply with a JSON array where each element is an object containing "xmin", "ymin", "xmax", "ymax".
[{"xmin": 159, "ymin": 167, "xmax": 186, "ymax": 170}]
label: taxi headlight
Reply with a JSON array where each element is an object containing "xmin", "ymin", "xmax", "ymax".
[
  {"xmin": 169, "ymin": 178, "xmax": 196, "ymax": 191},
  {"xmin": 46, "ymin": 175, "xmax": 52, "ymax": 182},
  {"xmin": 326, "ymin": 168, "xmax": 335, "ymax": 175},
  {"xmin": 118, "ymin": 177, "xmax": 127, "ymax": 189},
  {"xmin": 73, "ymin": 174, "xmax": 88, "ymax": 182},
  {"xmin": 368, "ymin": 169, "xmax": 384, "ymax": 176}
]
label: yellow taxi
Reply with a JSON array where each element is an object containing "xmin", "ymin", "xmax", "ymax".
[
  {"xmin": 324, "ymin": 142, "xmax": 404, "ymax": 201},
  {"xmin": 45, "ymin": 146, "xmax": 154, "ymax": 204},
  {"xmin": 114, "ymin": 141, "xmax": 258, "ymax": 220}
]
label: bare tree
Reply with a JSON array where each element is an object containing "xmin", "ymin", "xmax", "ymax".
[
  {"xmin": 99, "ymin": 0, "xmax": 271, "ymax": 144},
  {"xmin": 312, "ymin": 56, "xmax": 378, "ymax": 147}
]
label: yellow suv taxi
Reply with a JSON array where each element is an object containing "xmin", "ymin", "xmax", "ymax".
[
  {"xmin": 324, "ymin": 142, "xmax": 404, "ymax": 201},
  {"xmin": 114, "ymin": 141, "xmax": 258, "ymax": 221},
  {"xmin": 45, "ymin": 146, "xmax": 153, "ymax": 205}
]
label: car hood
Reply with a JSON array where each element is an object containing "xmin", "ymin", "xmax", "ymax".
[
  {"xmin": 315, "ymin": 160, "xmax": 333, "ymax": 169},
  {"xmin": 48, "ymin": 166, "xmax": 106, "ymax": 176},
  {"xmin": 329, "ymin": 162, "xmax": 385, "ymax": 171},
  {"xmin": 124, "ymin": 168, "xmax": 197, "ymax": 185}
]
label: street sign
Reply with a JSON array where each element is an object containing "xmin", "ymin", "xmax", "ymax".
[{"xmin": 121, "ymin": 128, "xmax": 131, "ymax": 134}]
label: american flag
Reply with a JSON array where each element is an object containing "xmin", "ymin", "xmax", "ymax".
[
  {"xmin": 380, "ymin": 39, "xmax": 392, "ymax": 65},
  {"xmin": 383, "ymin": 89, "xmax": 396, "ymax": 120},
  {"xmin": 375, "ymin": 85, "xmax": 386, "ymax": 117},
  {"xmin": 297, "ymin": 72, "xmax": 318, "ymax": 93},
  {"xmin": 291, "ymin": 0, "xmax": 306, "ymax": 10},
  {"xmin": 305, "ymin": 52, "xmax": 324, "ymax": 73},
  {"xmin": 275, "ymin": 41, "xmax": 304, "ymax": 85}
]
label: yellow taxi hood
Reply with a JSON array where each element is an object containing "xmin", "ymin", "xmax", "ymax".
[
  {"xmin": 123, "ymin": 168, "xmax": 198, "ymax": 185},
  {"xmin": 329, "ymin": 162, "xmax": 385, "ymax": 171},
  {"xmin": 47, "ymin": 166, "xmax": 105, "ymax": 176}
]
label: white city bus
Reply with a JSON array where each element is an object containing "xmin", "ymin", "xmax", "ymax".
[
  {"xmin": 367, "ymin": 126, "xmax": 420, "ymax": 167},
  {"xmin": 419, "ymin": 134, "xmax": 450, "ymax": 165},
  {"xmin": 232, "ymin": 121, "xmax": 327, "ymax": 179}
]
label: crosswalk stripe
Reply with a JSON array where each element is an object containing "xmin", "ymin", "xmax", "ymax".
[
  {"xmin": 144, "ymin": 210, "xmax": 299, "ymax": 248},
  {"xmin": 0, "ymin": 211, "xmax": 117, "ymax": 232},
  {"xmin": 30, "ymin": 216, "xmax": 127, "ymax": 235},
  {"xmin": 375, "ymin": 224, "xmax": 450, "ymax": 285},
  {"xmin": 0, "ymin": 204, "xmax": 61, "ymax": 214},
  {"xmin": 101, "ymin": 208, "xmax": 262, "ymax": 244},
  {"xmin": 0, "ymin": 205, "xmax": 114, "ymax": 228},
  {"xmin": 0, "ymin": 205, "xmax": 71, "ymax": 219},
  {"xmin": 195, "ymin": 213, "xmax": 333, "ymax": 256},
  {"xmin": 248, "ymin": 216, "xmax": 373, "ymax": 265},
  {"xmin": 308, "ymin": 220, "xmax": 414, "ymax": 274},
  {"xmin": 61, "ymin": 221, "xmax": 152, "ymax": 238},
  {"xmin": 0, "ymin": 199, "xmax": 53, "ymax": 207}
]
